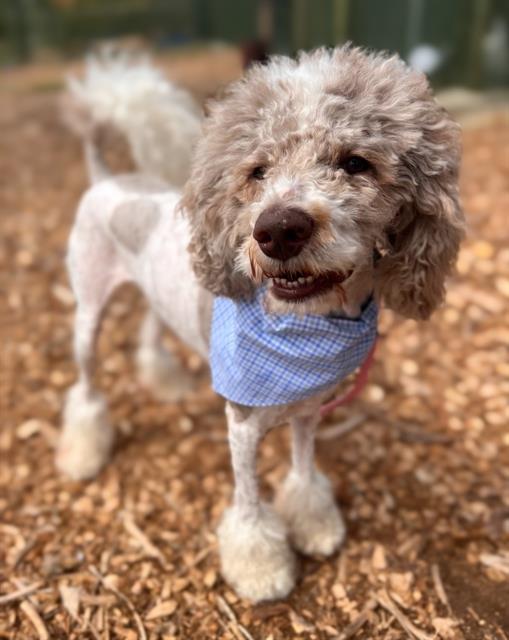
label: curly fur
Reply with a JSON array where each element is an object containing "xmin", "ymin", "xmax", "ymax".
[
  {"xmin": 181, "ymin": 44, "xmax": 464, "ymax": 318},
  {"xmin": 66, "ymin": 49, "xmax": 202, "ymax": 188}
]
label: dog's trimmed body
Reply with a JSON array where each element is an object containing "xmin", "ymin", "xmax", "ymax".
[
  {"xmin": 59, "ymin": 46, "xmax": 464, "ymax": 603},
  {"xmin": 69, "ymin": 176, "xmax": 210, "ymax": 358},
  {"xmin": 58, "ymin": 173, "xmax": 343, "ymax": 601}
]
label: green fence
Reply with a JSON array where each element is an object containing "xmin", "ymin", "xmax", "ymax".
[
  {"xmin": 1, "ymin": 0, "xmax": 508, "ymax": 88},
  {"xmin": 276, "ymin": 0, "xmax": 509, "ymax": 88}
]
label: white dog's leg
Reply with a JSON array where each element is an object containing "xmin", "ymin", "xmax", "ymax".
[
  {"xmin": 275, "ymin": 416, "xmax": 345, "ymax": 556},
  {"xmin": 56, "ymin": 224, "xmax": 125, "ymax": 480},
  {"xmin": 218, "ymin": 404, "xmax": 296, "ymax": 602},
  {"xmin": 56, "ymin": 304, "xmax": 114, "ymax": 480},
  {"xmin": 136, "ymin": 310, "xmax": 196, "ymax": 402}
]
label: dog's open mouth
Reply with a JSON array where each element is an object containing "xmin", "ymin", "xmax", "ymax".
[{"xmin": 268, "ymin": 270, "xmax": 353, "ymax": 301}]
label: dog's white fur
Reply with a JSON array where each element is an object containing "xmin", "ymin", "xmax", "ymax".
[
  {"xmin": 59, "ymin": 48, "xmax": 463, "ymax": 602},
  {"xmin": 66, "ymin": 50, "xmax": 202, "ymax": 187}
]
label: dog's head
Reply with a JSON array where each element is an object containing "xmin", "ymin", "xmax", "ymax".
[{"xmin": 182, "ymin": 45, "xmax": 464, "ymax": 319}]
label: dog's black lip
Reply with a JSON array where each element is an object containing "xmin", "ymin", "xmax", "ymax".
[{"xmin": 269, "ymin": 270, "xmax": 353, "ymax": 302}]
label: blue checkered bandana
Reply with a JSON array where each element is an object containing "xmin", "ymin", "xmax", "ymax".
[{"xmin": 210, "ymin": 287, "xmax": 378, "ymax": 407}]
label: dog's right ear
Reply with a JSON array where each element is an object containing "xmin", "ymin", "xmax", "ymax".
[{"xmin": 180, "ymin": 150, "xmax": 253, "ymax": 299}]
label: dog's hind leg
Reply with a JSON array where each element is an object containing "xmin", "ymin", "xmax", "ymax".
[
  {"xmin": 136, "ymin": 310, "xmax": 196, "ymax": 402},
  {"xmin": 56, "ymin": 220, "xmax": 127, "ymax": 480},
  {"xmin": 274, "ymin": 415, "xmax": 345, "ymax": 556}
]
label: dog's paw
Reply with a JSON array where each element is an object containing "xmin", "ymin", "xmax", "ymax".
[
  {"xmin": 56, "ymin": 385, "xmax": 114, "ymax": 480},
  {"xmin": 217, "ymin": 504, "xmax": 296, "ymax": 602},
  {"xmin": 136, "ymin": 345, "xmax": 196, "ymax": 402},
  {"xmin": 274, "ymin": 471, "xmax": 345, "ymax": 556}
]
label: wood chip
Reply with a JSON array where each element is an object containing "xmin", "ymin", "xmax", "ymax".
[
  {"xmin": 432, "ymin": 616, "xmax": 458, "ymax": 639},
  {"xmin": 216, "ymin": 595, "xmax": 255, "ymax": 640},
  {"xmin": 59, "ymin": 584, "xmax": 81, "ymax": 620},
  {"xmin": 431, "ymin": 564, "xmax": 451, "ymax": 612},
  {"xmin": 145, "ymin": 599, "xmax": 178, "ymax": 620},
  {"xmin": 375, "ymin": 590, "xmax": 434, "ymax": 640},
  {"xmin": 80, "ymin": 593, "xmax": 117, "ymax": 607},
  {"xmin": 0, "ymin": 581, "xmax": 43, "ymax": 605},
  {"xmin": 203, "ymin": 568, "xmax": 217, "ymax": 588},
  {"xmin": 52, "ymin": 283, "xmax": 75, "ymax": 306},
  {"xmin": 480, "ymin": 552, "xmax": 509, "ymax": 576},
  {"xmin": 289, "ymin": 609, "xmax": 315, "ymax": 634},
  {"xmin": 337, "ymin": 598, "xmax": 377, "ymax": 640},
  {"xmin": 121, "ymin": 511, "xmax": 168, "ymax": 568},
  {"xmin": 372, "ymin": 544, "xmax": 387, "ymax": 571},
  {"xmin": 90, "ymin": 565, "xmax": 147, "ymax": 640},
  {"xmin": 19, "ymin": 600, "xmax": 49, "ymax": 640}
]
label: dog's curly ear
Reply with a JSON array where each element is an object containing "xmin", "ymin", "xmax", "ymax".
[
  {"xmin": 375, "ymin": 107, "xmax": 465, "ymax": 320},
  {"xmin": 180, "ymin": 131, "xmax": 253, "ymax": 299}
]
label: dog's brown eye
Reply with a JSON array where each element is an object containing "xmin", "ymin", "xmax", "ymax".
[
  {"xmin": 250, "ymin": 166, "xmax": 266, "ymax": 180},
  {"xmin": 341, "ymin": 155, "xmax": 371, "ymax": 175}
]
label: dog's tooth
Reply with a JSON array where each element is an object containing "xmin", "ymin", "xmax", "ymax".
[
  {"xmin": 298, "ymin": 277, "xmax": 306, "ymax": 284},
  {"xmin": 305, "ymin": 276, "xmax": 314, "ymax": 284}
]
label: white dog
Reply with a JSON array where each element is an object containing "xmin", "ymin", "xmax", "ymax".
[{"xmin": 58, "ymin": 46, "xmax": 464, "ymax": 602}]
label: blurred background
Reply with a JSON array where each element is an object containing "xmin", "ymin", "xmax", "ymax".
[{"xmin": 1, "ymin": 0, "xmax": 508, "ymax": 88}]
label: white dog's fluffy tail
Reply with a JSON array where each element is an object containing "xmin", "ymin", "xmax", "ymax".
[{"xmin": 65, "ymin": 49, "xmax": 202, "ymax": 187}]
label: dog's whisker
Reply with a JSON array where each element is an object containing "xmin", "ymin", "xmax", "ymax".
[
  {"xmin": 248, "ymin": 246, "xmax": 265, "ymax": 283},
  {"xmin": 248, "ymin": 249, "xmax": 256, "ymax": 279},
  {"xmin": 335, "ymin": 285, "xmax": 347, "ymax": 305}
]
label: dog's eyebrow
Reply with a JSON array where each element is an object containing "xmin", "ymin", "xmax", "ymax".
[{"xmin": 109, "ymin": 198, "xmax": 161, "ymax": 254}]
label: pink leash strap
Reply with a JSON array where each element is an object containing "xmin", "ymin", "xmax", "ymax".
[{"xmin": 320, "ymin": 338, "xmax": 378, "ymax": 418}]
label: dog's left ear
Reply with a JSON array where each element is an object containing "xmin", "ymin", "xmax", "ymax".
[
  {"xmin": 375, "ymin": 106, "xmax": 465, "ymax": 320},
  {"xmin": 180, "ymin": 139, "xmax": 254, "ymax": 299}
]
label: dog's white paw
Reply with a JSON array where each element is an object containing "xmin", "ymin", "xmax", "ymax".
[
  {"xmin": 275, "ymin": 471, "xmax": 345, "ymax": 556},
  {"xmin": 217, "ymin": 504, "xmax": 296, "ymax": 602},
  {"xmin": 56, "ymin": 385, "xmax": 114, "ymax": 480},
  {"xmin": 136, "ymin": 345, "xmax": 196, "ymax": 402}
]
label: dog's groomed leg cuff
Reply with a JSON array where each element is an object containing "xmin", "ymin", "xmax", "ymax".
[
  {"xmin": 56, "ymin": 383, "xmax": 114, "ymax": 480},
  {"xmin": 217, "ymin": 504, "xmax": 296, "ymax": 602}
]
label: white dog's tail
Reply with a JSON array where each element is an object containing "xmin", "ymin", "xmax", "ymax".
[
  {"xmin": 64, "ymin": 48, "xmax": 202, "ymax": 187},
  {"xmin": 61, "ymin": 81, "xmax": 111, "ymax": 185}
]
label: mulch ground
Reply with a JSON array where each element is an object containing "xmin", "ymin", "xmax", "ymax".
[{"xmin": 1, "ymin": 49, "xmax": 509, "ymax": 640}]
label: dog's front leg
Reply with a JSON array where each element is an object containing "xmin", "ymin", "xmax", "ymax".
[
  {"xmin": 217, "ymin": 403, "xmax": 296, "ymax": 602},
  {"xmin": 275, "ymin": 415, "xmax": 345, "ymax": 556}
]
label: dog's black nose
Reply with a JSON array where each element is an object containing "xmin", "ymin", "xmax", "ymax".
[{"xmin": 253, "ymin": 205, "xmax": 314, "ymax": 261}]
